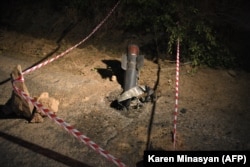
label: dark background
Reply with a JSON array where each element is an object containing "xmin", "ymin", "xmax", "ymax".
[{"xmin": 0, "ymin": 0, "xmax": 250, "ymax": 70}]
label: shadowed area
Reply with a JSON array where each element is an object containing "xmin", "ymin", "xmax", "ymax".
[{"xmin": 0, "ymin": 131, "xmax": 92, "ymax": 167}]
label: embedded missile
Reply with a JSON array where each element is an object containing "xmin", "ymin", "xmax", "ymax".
[{"xmin": 119, "ymin": 44, "xmax": 144, "ymax": 108}]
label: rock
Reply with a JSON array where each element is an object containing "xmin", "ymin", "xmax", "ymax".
[
  {"xmin": 3, "ymin": 65, "xmax": 60, "ymax": 123},
  {"xmin": 36, "ymin": 92, "xmax": 60, "ymax": 114},
  {"xmin": 6, "ymin": 65, "xmax": 34, "ymax": 119},
  {"xmin": 30, "ymin": 112, "xmax": 44, "ymax": 123},
  {"xmin": 111, "ymin": 75, "xmax": 117, "ymax": 82},
  {"xmin": 30, "ymin": 92, "xmax": 59, "ymax": 123}
]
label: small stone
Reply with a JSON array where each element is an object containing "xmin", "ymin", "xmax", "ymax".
[
  {"xmin": 30, "ymin": 112, "xmax": 44, "ymax": 123},
  {"xmin": 37, "ymin": 92, "xmax": 59, "ymax": 113},
  {"xmin": 111, "ymin": 75, "xmax": 117, "ymax": 82}
]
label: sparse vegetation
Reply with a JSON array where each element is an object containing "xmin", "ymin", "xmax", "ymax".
[
  {"xmin": 1, "ymin": 0, "xmax": 249, "ymax": 69},
  {"xmin": 121, "ymin": 0, "xmax": 247, "ymax": 68}
]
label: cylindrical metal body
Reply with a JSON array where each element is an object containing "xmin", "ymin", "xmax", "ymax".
[
  {"xmin": 124, "ymin": 56, "xmax": 137, "ymax": 91},
  {"xmin": 123, "ymin": 44, "xmax": 139, "ymax": 91},
  {"xmin": 121, "ymin": 44, "xmax": 140, "ymax": 108}
]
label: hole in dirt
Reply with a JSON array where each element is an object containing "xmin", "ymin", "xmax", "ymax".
[{"xmin": 106, "ymin": 89, "xmax": 148, "ymax": 118}]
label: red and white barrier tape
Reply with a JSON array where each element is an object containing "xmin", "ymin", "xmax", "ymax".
[
  {"xmin": 23, "ymin": 0, "xmax": 121, "ymax": 75},
  {"xmin": 12, "ymin": 76, "xmax": 126, "ymax": 167},
  {"xmin": 173, "ymin": 38, "xmax": 180, "ymax": 150},
  {"xmin": 11, "ymin": 1, "xmax": 127, "ymax": 166}
]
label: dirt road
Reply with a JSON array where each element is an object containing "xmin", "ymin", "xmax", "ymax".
[{"xmin": 0, "ymin": 31, "xmax": 250, "ymax": 167}]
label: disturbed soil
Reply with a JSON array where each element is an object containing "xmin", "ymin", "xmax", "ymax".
[{"xmin": 0, "ymin": 28, "xmax": 250, "ymax": 167}]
